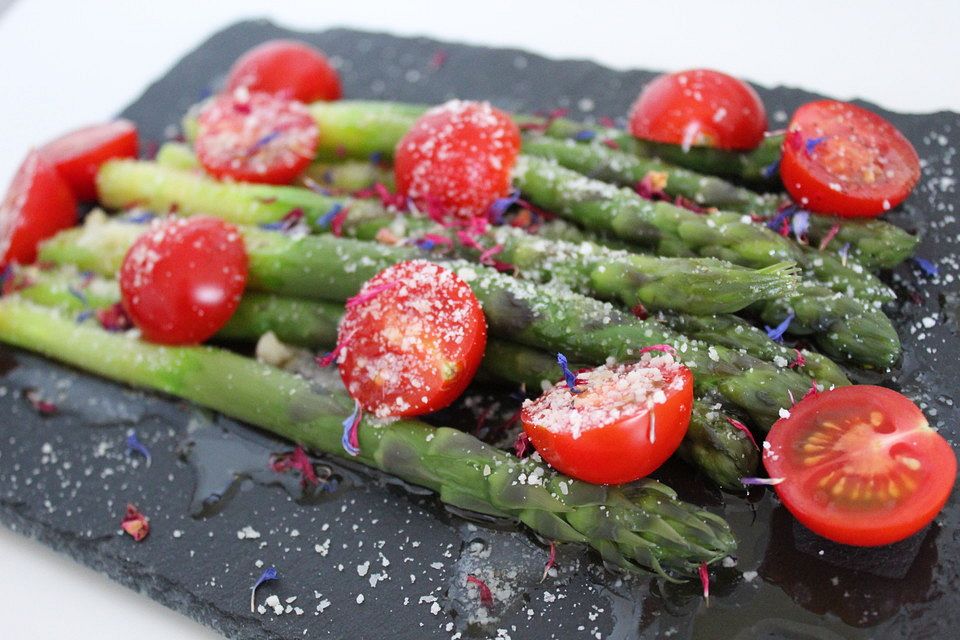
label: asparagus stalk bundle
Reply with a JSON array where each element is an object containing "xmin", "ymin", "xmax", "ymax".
[
  {"xmin": 14, "ymin": 264, "xmax": 758, "ymax": 490},
  {"xmin": 512, "ymin": 156, "xmax": 901, "ymax": 368},
  {"xmin": 0, "ymin": 297, "xmax": 735, "ymax": 574},
  {"xmin": 39, "ymin": 217, "xmax": 815, "ymax": 427}
]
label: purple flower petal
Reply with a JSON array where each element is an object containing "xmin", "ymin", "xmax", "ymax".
[
  {"xmin": 764, "ymin": 311, "xmax": 795, "ymax": 342},
  {"xmin": 913, "ymin": 257, "xmax": 939, "ymax": 277},
  {"xmin": 250, "ymin": 566, "xmax": 279, "ymax": 612}
]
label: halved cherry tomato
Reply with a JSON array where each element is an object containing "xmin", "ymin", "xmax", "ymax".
[
  {"xmin": 195, "ymin": 90, "xmax": 318, "ymax": 185},
  {"xmin": 119, "ymin": 216, "xmax": 248, "ymax": 345},
  {"xmin": 337, "ymin": 260, "xmax": 487, "ymax": 418},
  {"xmin": 780, "ymin": 100, "xmax": 920, "ymax": 217},
  {"xmin": 0, "ymin": 151, "xmax": 77, "ymax": 268},
  {"xmin": 628, "ymin": 69, "xmax": 767, "ymax": 151},
  {"xmin": 394, "ymin": 100, "xmax": 521, "ymax": 220},
  {"xmin": 40, "ymin": 120, "xmax": 139, "ymax": 201},
  {"xmin": 521, "ymin": 353, "xmax": 693, "ymax": 484},
  {"xmin": 763, "ymin": 385, "xmax": 956, "ymax": 546},
  {"xmin": 225, "ymin": 39, "xmax": 342, "ymax": 103}
]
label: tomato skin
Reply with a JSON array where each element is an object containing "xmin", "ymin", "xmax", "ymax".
[
  {"xmin": 337, "ymin": 260, "xmax": 487, "ymax": 418},
  {"xmin": 763, "ymin": 385, "xmax": 956, "ymax": 547},
  {"xmin": 0, "ymin": 151, "xmax": 77, "ymax": 268},
  {"xmin": 195, "ymin": 91, "xmax": 318, "ymax": 185},
  {"xmin": 40, "ymin": 120, "xmax": 139, "ymax": 201},
  {"xmin": 521, "ymin": 364, "xmax": 693, "ymax": 485},
  {"xmin": 119, "ymin": 217, "xmax": 248, "ymax": 345},
  {"xmin": 780, "ymin": 100, "xmax": 920, "ymax": 218},
  {"xmin": 394, "ymin": 100, "xmax": 521, "ymax": 220},
  {"xmin": 225, "ymin": 40, "xmax": 342, "ymax": 103},
  {"xmin": 628, "ymin": 69, "xmax": 767, "ymax": 151}
]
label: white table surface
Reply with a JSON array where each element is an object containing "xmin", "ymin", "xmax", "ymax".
[{"xmin": 1, "ymin": 1, "xmax": 958, "ymax": 637}]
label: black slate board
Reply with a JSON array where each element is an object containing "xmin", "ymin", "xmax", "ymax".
[{"xmin": 2, "ymin": 20, "xmax": 960, "ymax": 640}]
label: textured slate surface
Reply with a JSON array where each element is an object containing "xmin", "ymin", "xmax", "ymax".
[{"xmin": 2, "ymin": 20, "xmax": 959, "ymax": 640}]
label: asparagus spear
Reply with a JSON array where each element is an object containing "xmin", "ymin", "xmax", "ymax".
[
  {"xmin": 156, "ymin": 141, "xmax": 396, "ymax": 193},
  {"xmin": 521, "ymin": 135, "xmax": 782, "ymax": 214},
  {"xmin": 39, "ymin": 218, "xmax": 813, "ymax": 427},
  {"xmin": 480, "ymin": 226, "xmax": 799, "ymax": 315},
  {"xmin": 541, "ymin": 116, "xmax": 782, "ymax": 184},
  {"xmin": 656, "ymin": 313, "xmax": 849, "ymax": 388},
  {"xmin": 805, "ymin": 214, "xmax": 919, "ymax": 270},
  {"xmin": 15, "ymin": 264, "xmax": 758, "ymax": 490},
  {"xmin": 0, "ymin": 297, "xmax": 735, "ymax": 574},
  {"xmin": 512, "ymin": 154, "xmax": 802, "ymax": 265}
]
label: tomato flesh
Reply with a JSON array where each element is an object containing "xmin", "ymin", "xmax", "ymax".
[
  {"xmin": 394, "ymin": 100, "xmax": 521, "ymax": 220},
  {"xmin": 628, "ymin": 69, "xmax": 767, "ymax": 151},
  {"xmin": 225, "ymin": 39, "xmax": 342, "ymax": 103},
  {"xmin": 521, "ymin": 354, "xmax": 693, "ymax": 485},
  {"xmin": 764, "ymin": 385, "xmax": 956, "ymax": 546},
  {"xmin": 40, "ymin": 120, "xmax": 139, "ymax": 201},
  {"xmin": 119, "ymin": 217, "xmax": 248, "ymax": 345},
  {"xmin": 0, "ymin": 150, "xmax": 77, "ymax": 268},
  {"xmin": 195, "ymin": 90, "xmax": 318, "ymax": 185},
  {"xmin": 337, "ymin": 260, "xmax": 487, "ymax": 418},
  {"xmin": 780, "ymin": 100, "xmax": 920, "ymax": 217}
]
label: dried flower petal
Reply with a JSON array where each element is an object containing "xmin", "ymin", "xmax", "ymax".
[
  {"xmin": 345, "ymin": 280, "xmax": 399, "ymax": 309},
  {"xmin": 121, "ymin": 504, "xmax": 150, "ymax": 542},
  {"xmin": 791, "ymin": 210, "xmax": 810, "ymax": 242},
  {"xmin": 513, "ymin": 431, "xmax": 532, "ymax": 458},
  {"xmin": 788, "ymin": 349, "xmax": 806, "ymax": 369},
  {"xmin": 96, "ymin": 303, "xmax": 133, "ymax": 332},
  {"xmin": 699, "ymin": 562, "xmax": 710, "ymax": 603},
  {"xmin": 125, "ymin": 431, "xmax": 152, "ymax": 467},
  {"xmin": 250, "ymin": 566, "xmax": 279, "ymax": 612},
  {"xmin": 573, "ymin": 129, "xmax": 596, "ymax": 142},
  {"xmin": 630, "ymin": 303, "xmax": 649, "ymax": 320},
  {"xmin": 637, "ymin": 344, "xmax": 676, "ymax": 356},
  {"xmin": 818, "ymin": 223, "xmax": 841, "ymax": 251},
  {"xmin": 466, "ymin": 575, "xmax": 493, "ymax": 608},
  {"xmin": 271, "ymin": 445, "xmax": 320, "ymax": 487},
  {"xmin": 725, "ymin": 417, "xmax": 759, "ymax": 450},
  {"xmin": 541, "ymin": 541, "xmax": 557, "ymax": 582},
  {"xmin": 556, "ymin": 353, "xmax": 583, "ymax": 394},
  {"xmin": 341, "ymin": 399, "xmax": 362, "ymax": 456},
  {"xmin": 913, "ymin": 257, "xmax": 939, "ymax": 277},
  {"xmin": 741, "ymin": 476, "xmax": 785, "ymax": 486},
  {"xmin": 761, "ymin": 158, "xmax": 781, "ymax": 180},
  {"xmin": 764, "ymin": 312, "xmax": 795, "ymax": 342},
  {"xmin": 487, "ymin": 188, "xmax": 521, "ymax": 224},
  {"xmin": 805, "ymin": 136, "xmax": 826, "ymax": 156},
  {"xmin": 25, "ymin": 389, "xmax": 57, "ymax": 416}
]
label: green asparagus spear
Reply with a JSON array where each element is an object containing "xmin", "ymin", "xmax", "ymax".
[
  {"xmin": 97, "ymin": 159, "xmax": 392, "ymax": 233},
  {"xmin": 39, "ymin": 217, "xmax": 813, "ymax": 427},
  {"xmin": 805, "ymin": 214, "xmax": 919, "ymax": 270},
  {"xmin": 798, "ymin": 246, "xmax": 894, "ymax": 304},
  {"xmin": 512, "ymin": 154, "xmax": 801, "ymax": 265},
  {"xmin": 636, "ymin": 135, "xmax": 785, "ymax": 185},
  {"xmin": 14, "ymin": 264, "xmax": 758, "ymax": 490},
  {"xmin": 0, "ymin": 297, "xmax": 735, "ymax": 574},
  {"xmin": 480, "ymin": 226, "xmax": 799, "ymax": 315},
  {"xmin": 521, "ymin": 135, "xmax": 782, "ymax": 214},
  {"xmin": 656, "ymin": 313, "xmax": 849, "ymax": 388},
  {"xmin": 752, "ymin": 281, "xmax": 900, "ymax": 369},
  {"xmin": 155, "ymin": 141, "xmax": 396, "ymax": 193}
]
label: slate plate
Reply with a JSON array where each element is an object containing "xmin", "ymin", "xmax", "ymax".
[{"xmin": 2, "ymin": 20, "xmax": 959, "ymax": 640}]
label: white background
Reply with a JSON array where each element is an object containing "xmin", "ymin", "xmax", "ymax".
[{"xmin": 0, "ymin": 1, "xmax": 958, "ymax": 637}]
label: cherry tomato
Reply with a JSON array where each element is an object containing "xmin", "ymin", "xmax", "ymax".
[
  {"xmin": 195, "ymin": 90, "xmax": 318, "ymax": 185},
  {"xmin": 394, "ymin": 100, "xmax": 521, "ymax": 220},
  {"xmin": 39, "ymin": 120, "xmax": 139, "ymax": 201},
  {"xmin": 337, "ymin": 260, "xmax": 487, "ymax": 418},
  {"xmin": 780, "ymin": 100, "xmax": 920, "ymax": 217},
  {"xmin": 628, "ymin": 69, "xmax": 767, "ymax": 151},
  {"xmin": 119, "ymin": 217, "xmax": 248, "ymax": 345},
  {"xmin": 763, "ymin": 385, "xmax": 956, "ymax": 546},
  {"xmin": 225, "ymin": 39, "xmax": 342, "ymax": 103},
  {"xmin": 521, "ymin": 353, "xmax": 693, "ymax": 484},
  {"xmin": 0, "ymin": 150, "xmax": 77, "ymax": 268}
]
